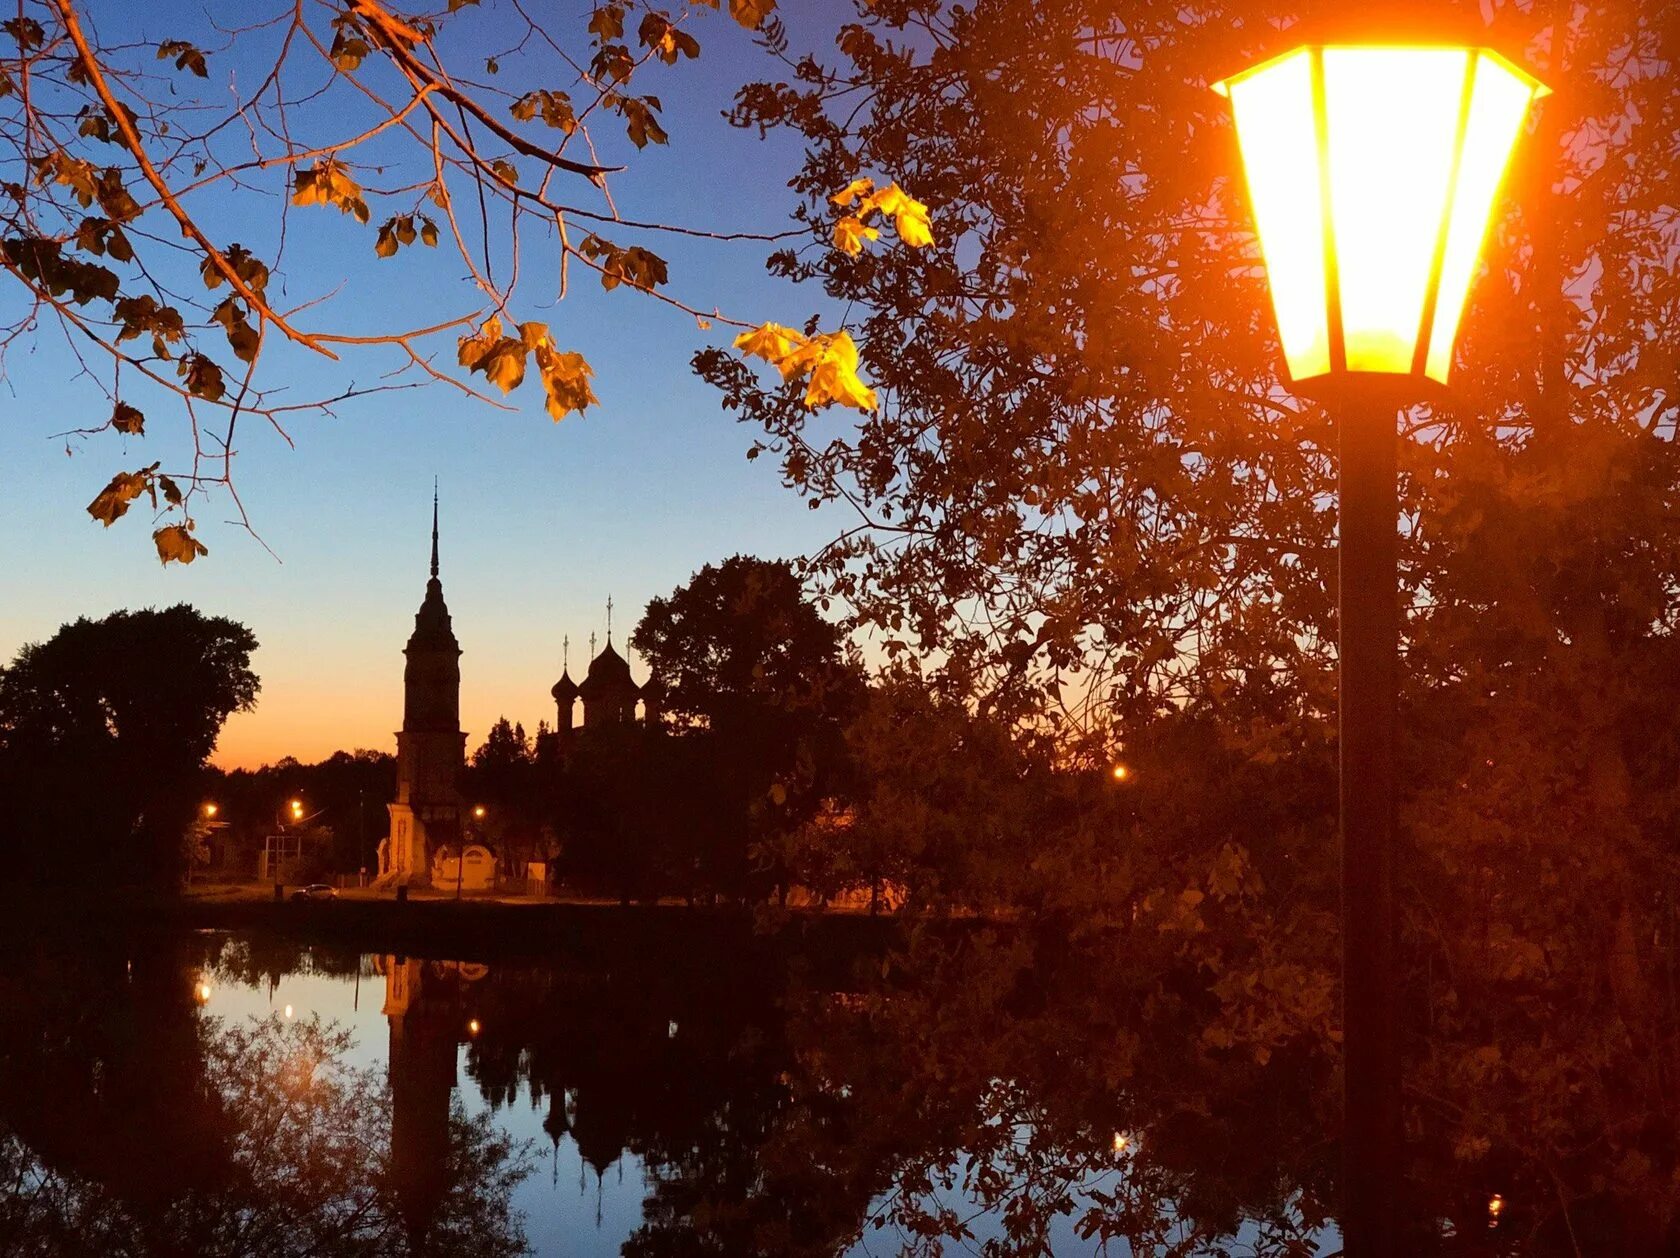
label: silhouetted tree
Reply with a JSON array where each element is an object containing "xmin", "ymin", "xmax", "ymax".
[
  {"xmin": 631, "ymin": 556, "xmax": 864, "ymax": 901},
  {"xmin": 0, "ymin": 605, "xmax": 257, "ymax": 886}
]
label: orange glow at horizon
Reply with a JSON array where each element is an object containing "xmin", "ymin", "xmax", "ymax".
[{"xmin": 1215, "ymin": 45, "xmax": 1544, "ymax": 385}]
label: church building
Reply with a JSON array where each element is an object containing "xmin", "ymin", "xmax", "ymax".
[
  {"xmin": 377, "ymin": 490, "xmax": 466, "ymax": 886},
  {"xmin": 378, "ymin": 492, "xmax": 659, "ymax": 888},
  {"xmin": 546, "ymin": 603, "xmax": 661, "ymax": 740}
]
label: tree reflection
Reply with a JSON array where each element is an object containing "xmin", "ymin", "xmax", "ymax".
[
  {"xmin": 7, "ymin": 920, "xmax": 1625, "ymax": 1255},
  {"xmin": 0, "ymin": 936, "xmax": 532, "ymax": 1256}
]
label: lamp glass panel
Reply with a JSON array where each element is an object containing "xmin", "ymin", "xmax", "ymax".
[
  {"xmin": 1323, "ymin": 47, "xmax": 1469, "ymax": 373},
  {"xmin": 1225, "ymin": 50, "xmax": 1331, "ymax": 380},
  {"xmin": 1424, "ymin": 55, "xmax": 1538, "ymax": 382}
]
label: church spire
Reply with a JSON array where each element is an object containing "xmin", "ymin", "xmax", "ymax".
[{"xmin": 429, "ymin": 479, "xmax": 439, "ymax": 579}]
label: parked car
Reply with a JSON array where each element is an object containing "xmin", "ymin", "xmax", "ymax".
[{"xmin": 290, "ymin": 883, "xmax": 338, "ymax": 902}]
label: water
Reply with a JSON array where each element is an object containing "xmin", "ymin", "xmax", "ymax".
[{"xmin": 0, "ymin": 924, "xmax": 1339, "ymax": 1256}]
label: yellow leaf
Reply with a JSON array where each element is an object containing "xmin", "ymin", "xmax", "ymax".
[
  {"xmin": 483, "ymin": 344, "xmax": 526, "ymax": 393},
  {"xmin": 535, "ymin": 344, "xmax": 597, "ymax": 420},
  {"xmin": 733, "ymin": 322, "xmax": 807, "ymax": 373},
  {"xmin": 728, "ymin": 0, "xmax": 775, "ymax": 29},
  {"xmin": 866, "ymin": 182, "xmax": 933, "ymax": 248},
  {"xmin": 893, "ymin": 199, "xmax": 933, "ymax": 248},
  {"xmin": 832, "ymin": 214, "xmax": 878, "ymax": 256},
  {"xmin": 734, "ymin": 324, "xmax": 877, "ymax": 410},
  {"xmin": 830, "ymin": 177, "xmax": 874, "ymax": 208},
  {"xmin": 800, "ymin": 331, "xmax": 876, "ymax": 412},
  {"xmin": 457, "ymin": 315, "xmax": 528, "ymax": 394}
]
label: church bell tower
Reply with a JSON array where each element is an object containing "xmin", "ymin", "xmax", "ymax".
[{"xmin": 379, "ymin": 486, "xmax": 466, "ymax": 885}]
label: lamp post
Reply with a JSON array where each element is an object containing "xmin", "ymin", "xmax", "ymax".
[{"xmin": 1213, "ymin": 41, "xmax": 1546, "ymax": 1257}]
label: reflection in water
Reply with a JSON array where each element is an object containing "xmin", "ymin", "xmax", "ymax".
[
  {"xmin": 0, "ymin": 927, "xmax": 1350, "ymax": 1256},
  {"xmin": 0, "ymin": 935, "xmax": 529, "ymax": 1257}
]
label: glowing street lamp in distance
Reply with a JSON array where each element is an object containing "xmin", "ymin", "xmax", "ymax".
[{"xmin": 1213, "ymin": 44, "xmax": 1547, "ymax": 388}]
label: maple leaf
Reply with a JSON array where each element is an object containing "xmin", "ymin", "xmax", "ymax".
[
  {"xmin": 211, "ymin": 297, "xmax": 259, "ymax": 363},
  {"xmin": 617, "ymin": 96, "xmax": 668, "ymax": 148},
  {"xmin": 511, "ymin": 90, "xmax": 578, "ymax": 135},
  {"xmin": 728, "ymin": 0, "xmax": 776, "ymax": 29},
  {"xmin": 111, "ymin": 401, "xmax": 144, "ymax": 435},
  {"xmin": 798, "ymin": 331, "xmax": 877, "ymax": 411},
  {"xmin": 734, "ymin": 322, "xmax": 808, "ymax": 376},
  {"xmin": 154, "ymin": 523, "xmax": 208, "ymax": 565},
  {"xmin": 156, "ymin": 39, "xmax": 208, "ymax": 78},
  {"xmin": 833, "ymin": 215, "xmax": 879, "ymax": 256},
  {"xmin": 178, "ymin": 354, "xmax": 226, "ymax": 402},
  {"xmin": 866, "ymin": 182, "xmax": 934, "ymax": 248},
  {"xmin": 588, "ymin": 4, "xmax": 625, "ymax": 40},
  {"xmin": 86, "ymin": 464, "xmax": 157, "ymax": 527},
  {"xmin": 830, "ymin": 178, "xmax": 874, "ymax": 208},
  {"xmin": 458, "ymin": 316, "xmax": 528, "ymax": 394},
  {"xmin": 535, "ymin": 343, "xmax": 598, "ymax": 420},
  {"xmin": 638, "ymin": 13, "xmax": 699, "ymax": 64},
  {"xmin": 734, "ymin": 325, "xmax": 876, "ymax": 411},
  {"xmin": 291, "ymin": 159, "xmax": 369, "ymax": 223}
]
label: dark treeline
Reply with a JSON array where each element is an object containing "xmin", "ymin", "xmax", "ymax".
[{"xmin": 0, "ymin": 605, "xmax": 258, "ymax": 887}]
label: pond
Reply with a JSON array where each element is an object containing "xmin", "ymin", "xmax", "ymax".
[{"xmin": 0, "ymin": 923, "xmax": 1342, "ymax": 1256}]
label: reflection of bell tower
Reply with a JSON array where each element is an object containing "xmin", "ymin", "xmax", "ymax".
[
  {"xmin": 382, "ymin": 956, "xmax": 462, "ymax": 1248},
  {"xmin": 380, "ymin": 486, "xmax": 466, "ymax": 885}
]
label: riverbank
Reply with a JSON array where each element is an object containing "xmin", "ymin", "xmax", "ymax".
[{"xmin": 8, "ymin": 884, "xmax": 904, "ymax": 975}]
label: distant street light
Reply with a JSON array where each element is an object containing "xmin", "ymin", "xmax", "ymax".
[
  {"xmin": 1110, "ymin": 764, "xmax": 1131, "ymax": 784},
  {"xmin": 1214, "ymin": 39, "xmax": 1546, "ymax": 1258},
  {"xmin": 202, "ymin": 801, "xmax": 219, "ymax": 818},
  {"xmin": 472, "ymin": 804, "xmax": 487, "ymax": 820}
]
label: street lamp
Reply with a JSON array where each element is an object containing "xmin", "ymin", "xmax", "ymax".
[{"xmin": 1213, "ymin": 40, "xmax": 1546, "ymax": 1258}]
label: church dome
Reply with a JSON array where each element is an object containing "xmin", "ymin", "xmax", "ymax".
[
  {"xmin": 550, "ymin": 669, "xmax": 579, "ymax": 701},
  {"xmin": 578, "ymin": 642, "xmax": 635, "ymax": 698}
]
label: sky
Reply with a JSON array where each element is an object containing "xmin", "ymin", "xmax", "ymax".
[{"xmin": 0, "ymin": 2, "xmax": 853, "ymax": 768}]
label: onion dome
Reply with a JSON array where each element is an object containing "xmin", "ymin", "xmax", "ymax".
[
  {"xmin": 550, "ymin": 670, "xmax": 579, "ymax": 702},
  {"xmin": 578, "ymin": 641, "xmax": 635, "ymax": 699}
]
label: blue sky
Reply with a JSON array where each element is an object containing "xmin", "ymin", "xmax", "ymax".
[{"xmin": 0, "ymin": 2, "xmax": 855, "ymax": 765}]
